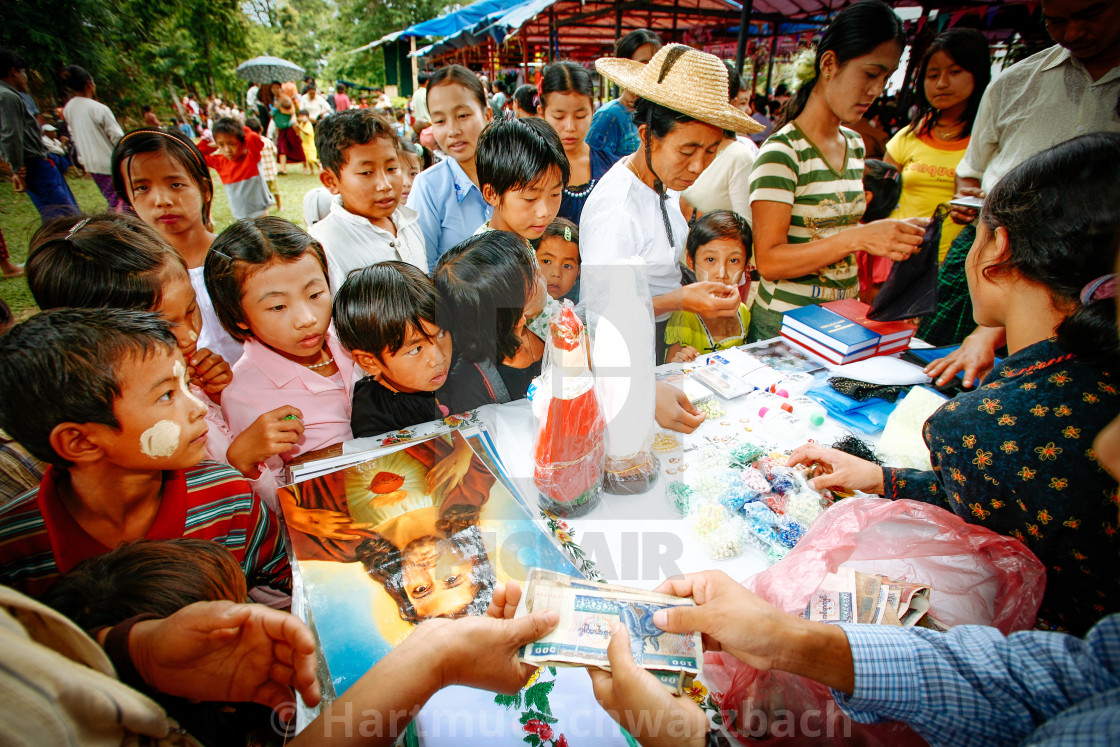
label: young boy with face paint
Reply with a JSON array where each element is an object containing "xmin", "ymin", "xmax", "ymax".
[
  {"xmin": 0, "ymin": 309, "xmax": 291, "ymax": 602},
  {"xmin": 665, "ymin": 210, "xmax": 753, "ymax": 363},
  {"xmin": 24, "ymin": 213, "xmax": 298, "ymax": 497}
]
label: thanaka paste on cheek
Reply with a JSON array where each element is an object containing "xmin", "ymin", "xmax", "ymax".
[
  {"xmin": 173, "ymin": 360, "xmax": 208, "ymax": 410},
  {"xmin": 140, "ymin": 420, "xmax": 181, "ymax": 458},
  {"xmin": 188, "ymin": 329, "xmax": 198, "ymax": 342},
  {"xmin": 694, "ymin": 268, "xmax": 745, "ymax": 286}
]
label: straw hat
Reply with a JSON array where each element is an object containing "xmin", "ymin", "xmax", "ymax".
[
  {"xmin": 596, "ymin": 44, "xmax": 764, "ymax": 135},
  {"xmin": 277, "ymin": 95, "xmax": 294, "ymax": 114}
]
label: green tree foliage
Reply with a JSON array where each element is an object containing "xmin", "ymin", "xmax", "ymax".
[
  {"xmin": 1, "ymin": 0, "xmax": 249, "ymax": 117},
  {"xmin": 0, "ymin": 0, "xmax": 449, "ymax": 118},
  {"xmin": 327, "ymin": 0, "xmax": 449, "ymax": 87}
]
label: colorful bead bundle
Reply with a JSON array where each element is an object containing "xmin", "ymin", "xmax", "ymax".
[
  {"xmin": 668, "ymin": 482, "xmax": 693, "ymax": 515},
  {"xmin": 696, "ymin": 399, "xmax": 727, "ymax": 419},
  {"xmin": 680, "ymin": 436, "xmax": 830, "ymax": 563},
  {"xmin": 729, "ymin": 441, "xmax": 766, "ymax": 467}
]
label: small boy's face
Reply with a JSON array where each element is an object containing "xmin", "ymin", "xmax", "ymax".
[
  {"xmin": 400, "ymin": 152, "xmax": 421, "ymax": 203},
  {"xmin": 321, "ymin": 138, "xmax": 402, "ymax": 225},
  {"xmin": 297, "ymin": 112, "xmax": 310, "ymax": 123},
  {"xmin": 536, "ymin": 235, "xmax": 580, "ymax": 300},
  {"xmin": 214, "ymin": 132, "xmax": 246, "ymax": 160},
  {"xmin": 688, "ymin": 237, "xmax": 748, "ymax": 287},
  {"xmin": 484, "ymin": 166, "xmax": 564, "ymax": 241},
  {"xmin": 159, "ymin": 269, "xmax": 203, "ymax": 360},
  {"xmin": 93, "ymin": 347, "xmax": 210, "ymax": 470},
  {"xmin": 357, "ymin": 319, "xmax": 452, "ymax": 394}
]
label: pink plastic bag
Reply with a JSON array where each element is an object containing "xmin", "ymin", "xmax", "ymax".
[{"xmin": 706, "ymin": 497, "xmax": 1047, "ymax": 746}]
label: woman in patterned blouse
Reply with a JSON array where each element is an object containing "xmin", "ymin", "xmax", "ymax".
[{"xmin": 790, "ymin": 133, "xmax": 1120, "ymax": 635}]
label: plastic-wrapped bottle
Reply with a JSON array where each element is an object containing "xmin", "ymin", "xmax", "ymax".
[
  {"xmin": 757, "ymin": 407, "xmax": 807, "ymax": 440},
  {"xmin": 785, "ymin": 395, "xmax": 827, "ymax": 427},
  {"xmin": 767, "ymin": 372, "xmax": 815, "ymax": 397},
  {"xmin": 532, "ymin": 302, "xmax": 606, "ymax": 517}
]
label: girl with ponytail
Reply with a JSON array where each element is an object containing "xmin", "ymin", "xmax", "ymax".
[
  {"xmin": 790, "ymin": 133, "xmax": 1120, "ymax": 636},
  {"xmin": 747, "ymin": 0, "xmax": 924, "ymax": 341}
]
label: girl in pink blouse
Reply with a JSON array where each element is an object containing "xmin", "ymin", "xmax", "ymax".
[{"xmin": 206, "ymin": 217, "xmax": 360, "ymax": 517}]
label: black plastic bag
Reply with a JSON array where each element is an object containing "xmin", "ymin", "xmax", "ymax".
[{"xmin": 868, "ymin": 204, "xmax": 948, "ymax": 321}]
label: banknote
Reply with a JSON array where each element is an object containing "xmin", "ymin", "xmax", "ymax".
[
  {"xmin": 515, "ymin": 569, "xmax": 703, "ymax": 692},
  {"xmin": 804, "ymin": 567, "xmax": 857, "ymax": 623},
  {"xmin": 805, "ymin": 568, "xmax": 931, "ymax": 628}
]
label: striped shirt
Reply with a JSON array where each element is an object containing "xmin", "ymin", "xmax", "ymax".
[
  {"xmin": 0, "ymin": 461, "xmax": 291, "ymax": 599},
  {"xmin": 748, "ymin": 122, "xmax": 866, "ymax": 313}
]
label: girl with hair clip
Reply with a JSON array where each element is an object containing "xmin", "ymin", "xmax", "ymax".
[
  {"xmin": 581, "ymin": 43, "xmax": 764, "ymax": 362},
  {"xmin": 58, "ymin": 65, "xmax": 124, "ymax": 210},
  {"xmin": 539, "ymin": 61, "xmax": 614, "ymax": 225},
  {"xmin": 407, "ymin": 64, "xmax": 495, "ymax": 269},
  {"xmin": 511, "ymin": 84, "xmax": 538, "ymax": 118},
  {"xmin": 747, "ymin": 0, "xmax": 927, "ymax": 342},
  {"xmin": 886, "ymin": 28, "xmax": 991, "ymax": 263},
  {"xmin": 112, "ymin": 127, "xmax": 243, "ymax": 364},
  {"xmin": 790, "ymin": 133, "xmax": 1120, "ymax": 636}
]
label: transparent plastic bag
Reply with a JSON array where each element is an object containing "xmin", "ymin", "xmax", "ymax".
[
  {"xmin": 531, "ymin": 301, "xmax": 606, "ymax": 518},
  {"xmin": 582, "ymin": 258, "xmax": 659, "ymax": 493},
  {"xmin": 706, "ymin": 496, "xmax": 1047, "ymax": 745}
]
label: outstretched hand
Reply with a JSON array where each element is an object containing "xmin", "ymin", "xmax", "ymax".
[
  {"xmin": 129, "ymin": 601, "xmax": 321, "ymax": 712},
  {"xmin": 410, "ymin": 606, "xmax": 559, "ymax": 695},
  {"xmin": 588, "ymin": 624, "xmax": 708, "ymax": 747}
]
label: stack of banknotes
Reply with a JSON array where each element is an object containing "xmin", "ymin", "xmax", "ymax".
[
  {"xmin": 515, "ymin": 569, "xmax": 703, "ymax": 693},
  {"xmin": 803, "ymin": 566, "xmax": 946, "ymax": 629}
]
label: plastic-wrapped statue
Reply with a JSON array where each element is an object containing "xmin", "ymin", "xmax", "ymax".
[{"xmin": 532, "ymin": 301, "xmax": 606, "ymax": 517}]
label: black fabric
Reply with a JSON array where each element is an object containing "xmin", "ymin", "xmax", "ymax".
[
  {"xmin": 351, "ymin": 377, "xmax": 444, "ymax": 438},
  {"xmin": 829, "ymin": 376, "xmax": 906, "ymax": 403},
  {"xmin": 868, "ymin": 204, "xmax": 948, "ymax": 322},
  {"xmin": 441, "ymin": 354, "xmax": 540, "ymax": 414}
]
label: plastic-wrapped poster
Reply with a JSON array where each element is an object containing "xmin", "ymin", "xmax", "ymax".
[{"xmin": 278, "ymin": 428, "xmax": 583, "ymax": 698}]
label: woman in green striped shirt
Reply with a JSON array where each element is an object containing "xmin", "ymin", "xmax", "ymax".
[{"xmin": 747, "ymin": 0, "xmax": 927, "ymax": 341}]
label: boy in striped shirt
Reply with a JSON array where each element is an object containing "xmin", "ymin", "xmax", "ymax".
[{"xmin": 0, "ymin": 308, "xmax": 290, "ymax": 602}]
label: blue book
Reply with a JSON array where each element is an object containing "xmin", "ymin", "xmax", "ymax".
[{"xmin": 781, "ymin": 305, "xmax": 880, "ymax": 354}]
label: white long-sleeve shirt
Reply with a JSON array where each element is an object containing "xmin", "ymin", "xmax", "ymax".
[{"xmin": 62, "ymin": 96, "xmax": 123, "ymax": 175}]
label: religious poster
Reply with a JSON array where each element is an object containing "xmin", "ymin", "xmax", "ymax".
[{"xmin": 278, "ymin": 428, "xmax": 583, "ymax": 697}]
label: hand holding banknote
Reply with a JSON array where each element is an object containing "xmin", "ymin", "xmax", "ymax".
[
  {"xmin": 588, "ymin": 625, "xmax": 709, "ymax": 747},
  {"xmin": 653, "ymin": 571, "xmax": 856, "ymax": 695},
  {"xmin": 410, "ymin": 597, "xmax": 559, "ymax": 695}
]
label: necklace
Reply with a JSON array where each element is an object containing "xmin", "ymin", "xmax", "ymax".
[{"xmin": 305, "ymin": 356, "xmax": 334, "ymax": 370}]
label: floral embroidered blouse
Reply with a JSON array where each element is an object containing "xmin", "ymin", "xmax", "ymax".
[{"xmin": 883, "ymin": 339, "xmax": 1120, "ymax": 635}]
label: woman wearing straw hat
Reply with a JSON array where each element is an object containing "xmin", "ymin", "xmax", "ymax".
[
  {"xmin": 746, "ymin": 0, "xmax": 928, "ymax": 341},
  {"xmin": 581, "ymin": 43, "xmax": 765, "ymax": 362}
]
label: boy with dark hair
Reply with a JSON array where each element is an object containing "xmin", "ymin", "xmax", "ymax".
[
  {"xmin": 309, "ymin": 108, "xmax": 427, "ymax": 290},
  {"xmin": 334, "ymin": 261, "xmax": 453, "ymax": 437},
  {"xmin": 0, "ymin": 308, "xmax": 290, "ymax": 601},
  {"xmin": 197, "ymin": 117, "xmax": 271, "ymax": 220},
  {"xmin": 475, "ymin": 117, "xmax": 569, "ymax": 244},
  {"xmin": 0, "ymin": 47, "xmax": 79, "ymax": 223}
]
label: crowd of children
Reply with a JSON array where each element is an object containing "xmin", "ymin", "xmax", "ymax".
[{"xmin": 1, "ymin": 0, "xmax": 1119, "ymax": 741}]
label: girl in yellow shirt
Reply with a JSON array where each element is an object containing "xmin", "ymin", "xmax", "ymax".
[{"xmin": 885, "ymin": 29, "xmax": 991, "ymax": 262}]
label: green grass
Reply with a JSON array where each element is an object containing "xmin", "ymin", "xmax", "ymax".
[{"xmin": 0, "ymin": 168, "xmax": 324, "ymax": 320}]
